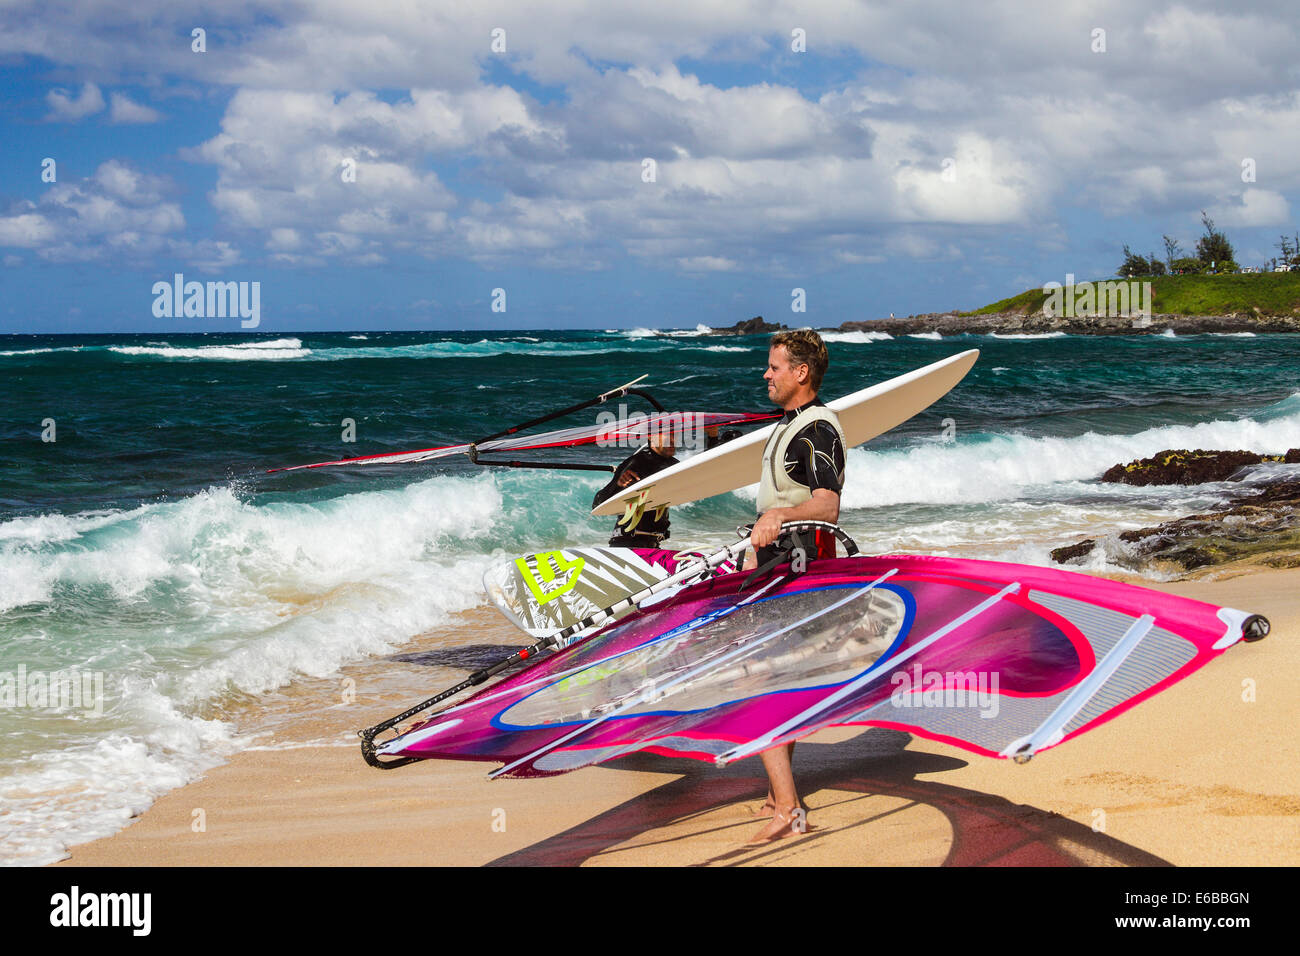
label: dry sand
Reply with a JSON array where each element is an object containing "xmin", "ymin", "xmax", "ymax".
[{"xmin": 57, "ymin": 567, "xmax": 1300, "ymax": 867}]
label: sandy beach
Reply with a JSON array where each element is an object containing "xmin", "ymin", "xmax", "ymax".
[{"xmin": 56, "ymin": 565, "xmax": 1299, "ymax": 868}]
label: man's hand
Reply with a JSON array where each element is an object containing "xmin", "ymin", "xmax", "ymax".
[
  {"xmin": 750, "ymin": 508, "xmax": 787, "ymax": 549},
  {"xmin": 750, "ymin": 490, "xmax": 841, "ymax": 551}
]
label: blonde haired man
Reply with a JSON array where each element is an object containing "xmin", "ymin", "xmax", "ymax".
[{"xmin": 746, "ymin": 328, "xmax": 846, "ymax": 842}]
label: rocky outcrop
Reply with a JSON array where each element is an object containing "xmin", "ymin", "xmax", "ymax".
[
  {"xmin": 712, "ymin": 316, "xmax": 786, "ymax": 335},
  {"xmin": 1051, "ymin": 479, "xmax": 1300, "ymax": 573},
  {"xmin": 1101, "ymin": 449, "xmax": 1300, "ymax": 486}
]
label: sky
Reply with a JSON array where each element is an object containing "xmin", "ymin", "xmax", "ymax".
[{"xmin": 1, "ymin": 1, "xmax": 1298, "ymax": 333}]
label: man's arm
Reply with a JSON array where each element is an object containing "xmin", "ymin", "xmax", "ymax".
[
  {"xmin": 745, "ymin": 417, "xmax": 844, "ymax": 566},
  {"xmin": 749, "ymin": 488, "xmax": 840, "ymax": 550}
]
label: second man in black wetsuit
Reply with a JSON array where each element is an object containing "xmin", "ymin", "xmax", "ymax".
[{"xmin": 591, "ymin": 439, "xmax": 678, "ymax": 547}]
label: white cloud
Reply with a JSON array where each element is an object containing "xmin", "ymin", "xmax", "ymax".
[
  {"xmin": 3, "ymin": 1, "xmax": 1297, "ymax": 277},
  {"xmin": 266, "ymin": 228, "xmax": 302, "ymax": 251},
  {"xmin": 1211, "ymin": 189, "xmax": 1291, "ymax": 228},
  {"xmin": 187, "ymin": 240, "xmax": 242, "ymax": 271},
  {"xmin": 0, "ymin": 212, "xmax": 56, "ymax": 247},
  {"xmin": 93, "ymin": 160, "xmax": 167, "ymax": 205},
  {"xmin": 0, "ymin": 161, "xmax": 186, "ymax": 263},
  {"xmin": 45, "ymin": 82, "xmax": 104, "ymax": 121},
  {"xmin": 677, "ymin": 255, "xmax": 738, "ymax": 271},
  {"xmin": 834, "ymin": 250, "xmax": 886, "ymax": 265},
  {"xmin": 108, "ymin": 92, "xmax": 162, "ymax": 124},
  {"xmin": 186, "ymin": 89, "xmax": 474, "ymax": 251},
  {"xmin": 893, "ymin": 135, "xmax": 1035, "ymax": 224}
]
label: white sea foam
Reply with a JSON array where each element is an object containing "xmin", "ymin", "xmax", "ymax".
[
  {"xmin": 908, "ymin": 332, "xmax": 944, "ymax": 340},
  {"xmin": 821, "ymin": 330, "xmax": 894, "ymax": 343},
  {"xmin": 848, "ymin": 499, "xmax": 1195, "ymax": 566},
  {"xmin": 658, "ymin": 374, "xmax": 705, "ymax": 386},
  {"xmin": 110, "ymin": 338, "xmax": 310, "ymax": 360},
  {"xmin": 0, "ymin": 346, "xmax": 85, "ymax": 357},
  {"xmin": 0, "ymin": 726, "xmax": 239, "ymax": 866},
  {"xmin": 0, "ymin": 474, "xmax": 529, "ymax": 864},
  {"xmin": 837, "ymin": 398, "xmax": 1300, "ymax": 508},
  {"xmin": 309, "ymin": 340, "xmax": 614, "ymax": 360},
  {"xmin": 988, "ymin": 332, "xmax": 1068, "ymax": 340}
]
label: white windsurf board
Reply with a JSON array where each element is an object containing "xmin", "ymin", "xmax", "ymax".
[{"xmin": 591, "ymin": 348, "xmax": 979, "ymax": 516}]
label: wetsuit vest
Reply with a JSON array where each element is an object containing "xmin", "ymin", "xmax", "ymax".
[
  {"xmin": 756, "ymin": 404, "xmax": 847, "ymax": 514},
  {"xmin": 755, "ymin": 403, "xmax": 847, "ymax": 563}
]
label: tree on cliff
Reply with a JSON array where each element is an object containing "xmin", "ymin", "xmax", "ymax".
[
  {"xmin": 1163, "ymin": 234, "xmax": 1183, "ymax": 270},
  {"xmin": 1277, "ymin": 233, "xmax": 1300, "ymax": 268},
  {"xmin": 1119, "ymin": 245, "xmax": 1164, "ymax": 277},
  {"xmin": 1195, "ymin": 211, "xmax": 1237, "ymax": 272}
]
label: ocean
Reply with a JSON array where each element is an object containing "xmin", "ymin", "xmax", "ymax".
[{"xmin": 2, "ymin": 326, "xmax": 1299, "ymax": 864}]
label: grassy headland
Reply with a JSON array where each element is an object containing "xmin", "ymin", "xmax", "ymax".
[{"xmin": 964, "ymin": 271, "xmax": 1300, "ymax": 317}]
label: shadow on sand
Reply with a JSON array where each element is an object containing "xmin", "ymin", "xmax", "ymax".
[{"xmin": 486, "ymin": 729, "xmax": 1170, "ymax": 867}]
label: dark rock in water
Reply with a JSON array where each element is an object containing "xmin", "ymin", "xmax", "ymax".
[
  {"xmin": 1050, "ymin": 539, "xmax": 1096, "ymax": 562},
  {"xmin": 1100, "ymin": 448, "xmax": 1299, "ymax": 486},
  {"xmin": 712, "ymin": 315, "xmax": 786, "ymax": 335},
  {"xmin": 1052, "ymin": 478, "xmax": 1300, "ymax": 574}
]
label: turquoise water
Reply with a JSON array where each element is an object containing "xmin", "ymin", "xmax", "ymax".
[{"xmin": 2, "ymin": 327, "xmax": 1300, "ymax": 863}]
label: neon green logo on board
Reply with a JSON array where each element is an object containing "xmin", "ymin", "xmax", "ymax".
[{"xmin": 517, "ymin": 552, "xmax": 586, "ymax": 605}]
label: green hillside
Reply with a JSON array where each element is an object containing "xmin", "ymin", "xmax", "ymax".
[{"xmin": 965, "ymin": 272, "xmax": 1300, "ymax": 316}]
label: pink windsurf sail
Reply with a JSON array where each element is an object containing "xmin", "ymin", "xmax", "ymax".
[{"xmin": 373, "ymin": 555, "xmax": 1267, "ymax": 776}]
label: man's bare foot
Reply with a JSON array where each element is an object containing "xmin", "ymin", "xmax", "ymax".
[
  {"xmin": 747, "ymin": 807, "xmax": 805, "ymax": 844},
  {"xmin": 753, "ymin": 798, "xmax": 812, "ymax": 819}
]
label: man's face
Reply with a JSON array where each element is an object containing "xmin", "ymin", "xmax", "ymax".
[{"xmin": 765, "ymin": 345, "xmax": 807, "ymax": 409}]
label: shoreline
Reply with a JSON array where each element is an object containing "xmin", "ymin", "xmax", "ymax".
[
  {"xmin": 840, "ymin": 312, "xmax": 1300, "ymax": 337},
  {"xmin": 703, "ymin": 312, "xmax": 1300, "ymax": 337},
  {"xmin": 54, "ymin": 565, "xmax": 1299, "ymax": 867}
]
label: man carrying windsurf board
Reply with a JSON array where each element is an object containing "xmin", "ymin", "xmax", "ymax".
[{"xmin": 745, "ymin": 328, "xmax": 846, "ymax": 842}]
